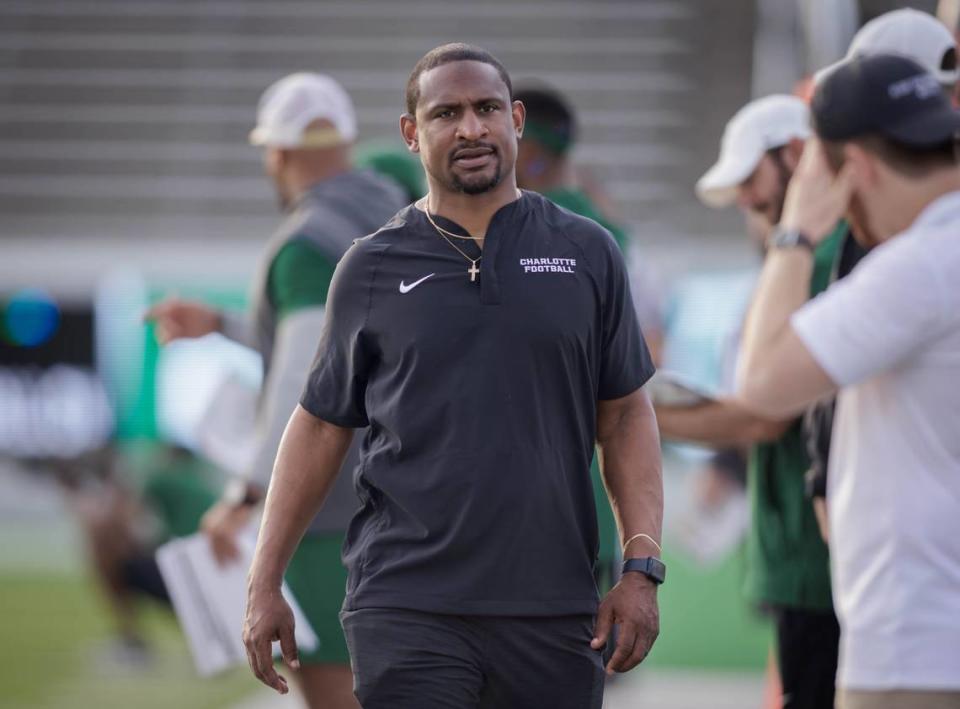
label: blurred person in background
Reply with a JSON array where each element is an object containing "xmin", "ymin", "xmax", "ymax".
[
  {"xmin": 514, "ymin": 84, "xmax": 663, "ymax": 600},
  {"xmin": 55, "ymin": 445, "xmax": 217, "ymax": 666},
  {"xmin": 737, "ymin": 53, "xmax": 960, "ymax": 709},
  {"xmin": 242, "ymin": 43, "xmax": 663, "ymax": 708},
  {"xmin": 845, "ymin": 7, "xmax": 958, "ymax": 103},
  {"xmin": 146, "ymin": 73, "xmax": 406, "ymax": 709},
  {"xmin": 802, "ymin": 5, "xmax": 959, "ymax": 542},
  {"xmin": 658, "ymin": 95, "xmax": 842, "ymax": 709},
  {"xmin": 355, "ymin": 139, "xmax": 427, "ymax": 203},
  {"xmin": 513, "ymin": 84, "xmax": 664, "ymax": 363}
]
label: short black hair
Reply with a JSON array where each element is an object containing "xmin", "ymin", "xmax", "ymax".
[
  {"xmin": 405, "ymin": 43, "xmax": 513, "ymax": 115},
  {"xmin": 514, "ymin": 85, "xmax": 577, "ymax": 154},
  {"xmin": 823, "ymin": 134, "xmax": 959, "ymax": 177}
]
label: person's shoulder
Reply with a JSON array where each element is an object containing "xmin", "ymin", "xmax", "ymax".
[
  {"xmin": 891, "ymin": 214, "xmax": 960, "ymax": 306},
  {"xmin": 287, "ymin": 170, "xmax": 408, "ymax": 242},
  {"xmin": 273, "ymin": 238, "xmax": 328, "ymax": 263},
  {"xmin": 339, "ymin": 205, "xmax": 417, "ymax": 263},
  {"xmin": 860, "ymin": 220, "xmax": 939, "ymax": 277},
  {"xmin": 349, "ymin": 167, "xmax": 409, "ymax": 207},
  {"xmin": 362, "ymin": 203, "xmax": 419, "ymax": 244},
  {"xmin": 268, "ymin": 239, "xmax": 335, "ymax": 285},
  {"xmin": 526, "ymin": 191, "xmax": 620, "ymax": 256}
]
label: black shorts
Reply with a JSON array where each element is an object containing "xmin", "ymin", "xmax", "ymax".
[
  {"xmin": 774, "ymin": 606, "xmax": 840, "ymax": 709},
  {"xmin": 341, "ymin": 608, "xmax": 605, "ymax": 709},
  {"xmin": 120, "ymin": 553, "xmax": 170, "ymax": 604}
]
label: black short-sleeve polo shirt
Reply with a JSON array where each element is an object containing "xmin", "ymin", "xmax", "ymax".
[{"xmin": 301, "ymin": 191, "xmax": 654, "ymax": 616}]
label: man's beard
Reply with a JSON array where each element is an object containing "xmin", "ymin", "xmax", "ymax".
[
  {"xmin": 764, "ymin": 162, "xmax": 791, "ymax": 225},
  {"xmin": 274, "ymin": 182, "xmax": 292, "ymax": 211},
  {"xmin": 452, "ymin": 164, "xmax": 503, "ymax": 194},
  {"xmin": 754, "ymin": 150, "xmax": 792, "ymax": 227},
  {"xmin": 441, "ymin": 143, "xmax": 503, "ymax": 195}
]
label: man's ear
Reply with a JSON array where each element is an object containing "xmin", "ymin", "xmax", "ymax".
[
  {"xmin": 844, "ymin": 142, "xmax": 874, "ymax": 189},
  {"xmin": 512, "ymin": 100, "xmax": 526, "ymax": 139},
  {"xmin": 400, "ymin": 113, "xmax": 419, "ymax": 154},
  {"xmin": 782, "ymin": 137, "xmax": 806, "ymax": 171}
]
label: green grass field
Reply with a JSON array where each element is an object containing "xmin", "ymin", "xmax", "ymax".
[
  {"xmin": 0, "ymin": 470, "xmax": 771, "ymax": 709},
  {"xmin": 0, "ymin": 550, "xmax": 770, "ymax": 709},
  {"xmin": 649, "ymin": 548, "xmax": 772, "ymax": 669},
  {"xmin": 0, "ymin": 572, "xmax": 259, "ymax": 709}
]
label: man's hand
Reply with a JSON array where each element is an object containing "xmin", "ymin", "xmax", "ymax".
[
  {"xmin": 144, "ymin": 298, "xmax": 220, "ymax": 345},
  {"xmin": 591, "ymin": 572, "xmax": 660, "ymax": 674},
  {"xmin": 243, "ymin": 586, "xmax": 300, "ymax": 695},
  {"xmin": 200, "ymin": 500, "xmax": 253, "ymax": 565},
  {"xmin": 779, "ymin": 138, "xmax": 855, "ymax": 244}
]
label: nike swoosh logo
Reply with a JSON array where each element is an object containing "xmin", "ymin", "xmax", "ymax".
[{"xmin": 399, "ymin": 273, "xmax": 435, "ymax": 294}]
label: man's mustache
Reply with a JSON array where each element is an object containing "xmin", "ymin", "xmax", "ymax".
[{"xmin": 450, "ymin": 142, "xmax": 498, "ymax": 163}]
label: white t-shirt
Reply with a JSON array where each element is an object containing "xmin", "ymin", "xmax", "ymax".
[{"xmin": 792, "ymin": 191, "xmax": 960, "ymax": 691}]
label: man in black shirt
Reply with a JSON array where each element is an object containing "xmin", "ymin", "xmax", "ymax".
[{"xmin": 242, "ymin": 43, "xmax": 663, "ymax": 709}]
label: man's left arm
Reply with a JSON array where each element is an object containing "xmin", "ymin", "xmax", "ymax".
[
  {"xmin": 736, "ymin": 139, "xmax": 854, "ymax": 418},
  {"xmin": 592, "ymin": 386, "xmax": 663, "ymax": 675}
]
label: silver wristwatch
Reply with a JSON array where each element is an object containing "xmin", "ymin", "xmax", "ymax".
[{"xmin": 769, "ymin": 226, "xmax": 815, "ymax": 253}]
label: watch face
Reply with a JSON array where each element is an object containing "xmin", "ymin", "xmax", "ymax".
[
  {"xmin": 774, "ymin": 228, "xmax": 799, "ymax": 248},
  {"xmin": 772, "ymin": 228, "xmax": 813, "ymax": 252}
]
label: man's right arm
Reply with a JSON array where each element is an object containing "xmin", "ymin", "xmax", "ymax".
[
  {"xmin": 655, "ymin": 399, "xmax": 792, "ymax": 448},
  {"xmin": 243, "ymin": 404, "xmax": 354, "ymax": 694},
  {"xmin": 145, "ymin": 298, "xmax": 256, "ymax": 348}
]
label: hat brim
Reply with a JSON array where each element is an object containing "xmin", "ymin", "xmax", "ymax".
[
  {"xmin": 695, "ymin": 151, "xmax": 762, "ymax": 208},
  {"xmin": 884, "ymin": 105, "xmax": 960, "ymax": 147},
  {"xmin": 249, "ymin": 127, "xmax": 271, "ymax": 147},
  {"xmin": 936, "ymin": 68, "xmax": 960, "ymax": 86},
  {"xmin": 248, "ymin": 125, "xmax": 345, "ymax": 149}
]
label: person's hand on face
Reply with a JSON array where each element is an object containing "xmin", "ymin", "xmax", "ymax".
[{"xmin": 779, "ymin": 138, "xmax": 856, "ymax": 244}]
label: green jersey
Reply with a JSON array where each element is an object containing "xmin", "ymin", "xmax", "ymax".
[{"xmin": 743, "ymin": 224, "xmax": 844, "ymax": 610}]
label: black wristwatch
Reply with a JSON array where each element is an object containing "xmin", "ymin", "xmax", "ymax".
[
  {"xmin": 769, "ymin": 226, "xmax": 815, "ymax": 253},
  {"xmin": 622, "ymin": 556, "xmax": 667, "ymax": 585}
]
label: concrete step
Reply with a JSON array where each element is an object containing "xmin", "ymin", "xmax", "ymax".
[{"xmin": 0, "ymin": 0, "xmax": 754, "ymax": 242}]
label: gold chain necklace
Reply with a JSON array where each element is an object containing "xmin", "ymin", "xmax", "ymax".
[
  {"xmin": 423, "ymin": 208, "xmax": 482, "ymax": 282},
  {"xmin": 425, "ymin": 216, "xmax": 484, "ymax": 241}
]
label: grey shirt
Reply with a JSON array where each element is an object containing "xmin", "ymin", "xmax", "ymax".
[{"xmin": 244, "ymin": 169, "xmax": 406, "ymax": 532}]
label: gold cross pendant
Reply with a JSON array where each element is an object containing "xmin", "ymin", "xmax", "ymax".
[{"xmin": 468, "ymin": 262, "xmax": 480, "ymax": 282}]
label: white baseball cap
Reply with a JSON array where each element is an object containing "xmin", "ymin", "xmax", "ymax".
[
  {"xmin": 249, "ymin": 72, "xmax": 358, "ymax": 148},
  {"xmin": 843, "ymin": 8, "xmax": 958, "ymax": 85},
  {"xmin": 696, "ymin": 95, "xmax": 811, "ymax": 209}
]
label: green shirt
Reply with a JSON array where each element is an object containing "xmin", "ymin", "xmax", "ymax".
[
  {"xmin": 743, "ymin": 224, "xmax": 844, "ymax": 611},
  {"xmin": 543, "ymin": 187, "xmax": 630, "ymax": 251},
  {"xmin": 267, "ymin": 239, "xmax": 337, "ymax": 320},
  {"xmin": 143, "ymin": 453, "xmax": 219, "ymax": 540}
]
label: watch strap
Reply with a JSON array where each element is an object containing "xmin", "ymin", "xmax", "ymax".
[
  {"xmin": 622, "ymin": 556, "xmax": 667, "ymax": 585},
  {"xmin": 770, "ymin": 226, "xmax": 816, "ymax": 253}
]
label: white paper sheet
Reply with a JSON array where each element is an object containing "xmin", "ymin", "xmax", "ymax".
[
  {"xmin": 194, "ymin": 372, "xmax": 260, "ymax": 477},
  {"xmin": 156, "ymin": 529, "xmax": 318, "ymax": 677}
]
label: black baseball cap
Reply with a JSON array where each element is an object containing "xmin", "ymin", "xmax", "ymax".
[{"xmin": 812, "ymin": 53, "xmax": 960, "ymax": 147}]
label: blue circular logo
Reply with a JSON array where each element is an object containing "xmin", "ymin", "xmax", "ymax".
[{"xmin": 4, "ymin": 289, "xmax": 61, "ymax": 347}]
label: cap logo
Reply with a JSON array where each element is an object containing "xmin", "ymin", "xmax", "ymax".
[{"xmin": 888, "ymin": 73, "xmax": 941, "ymax": 101}]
